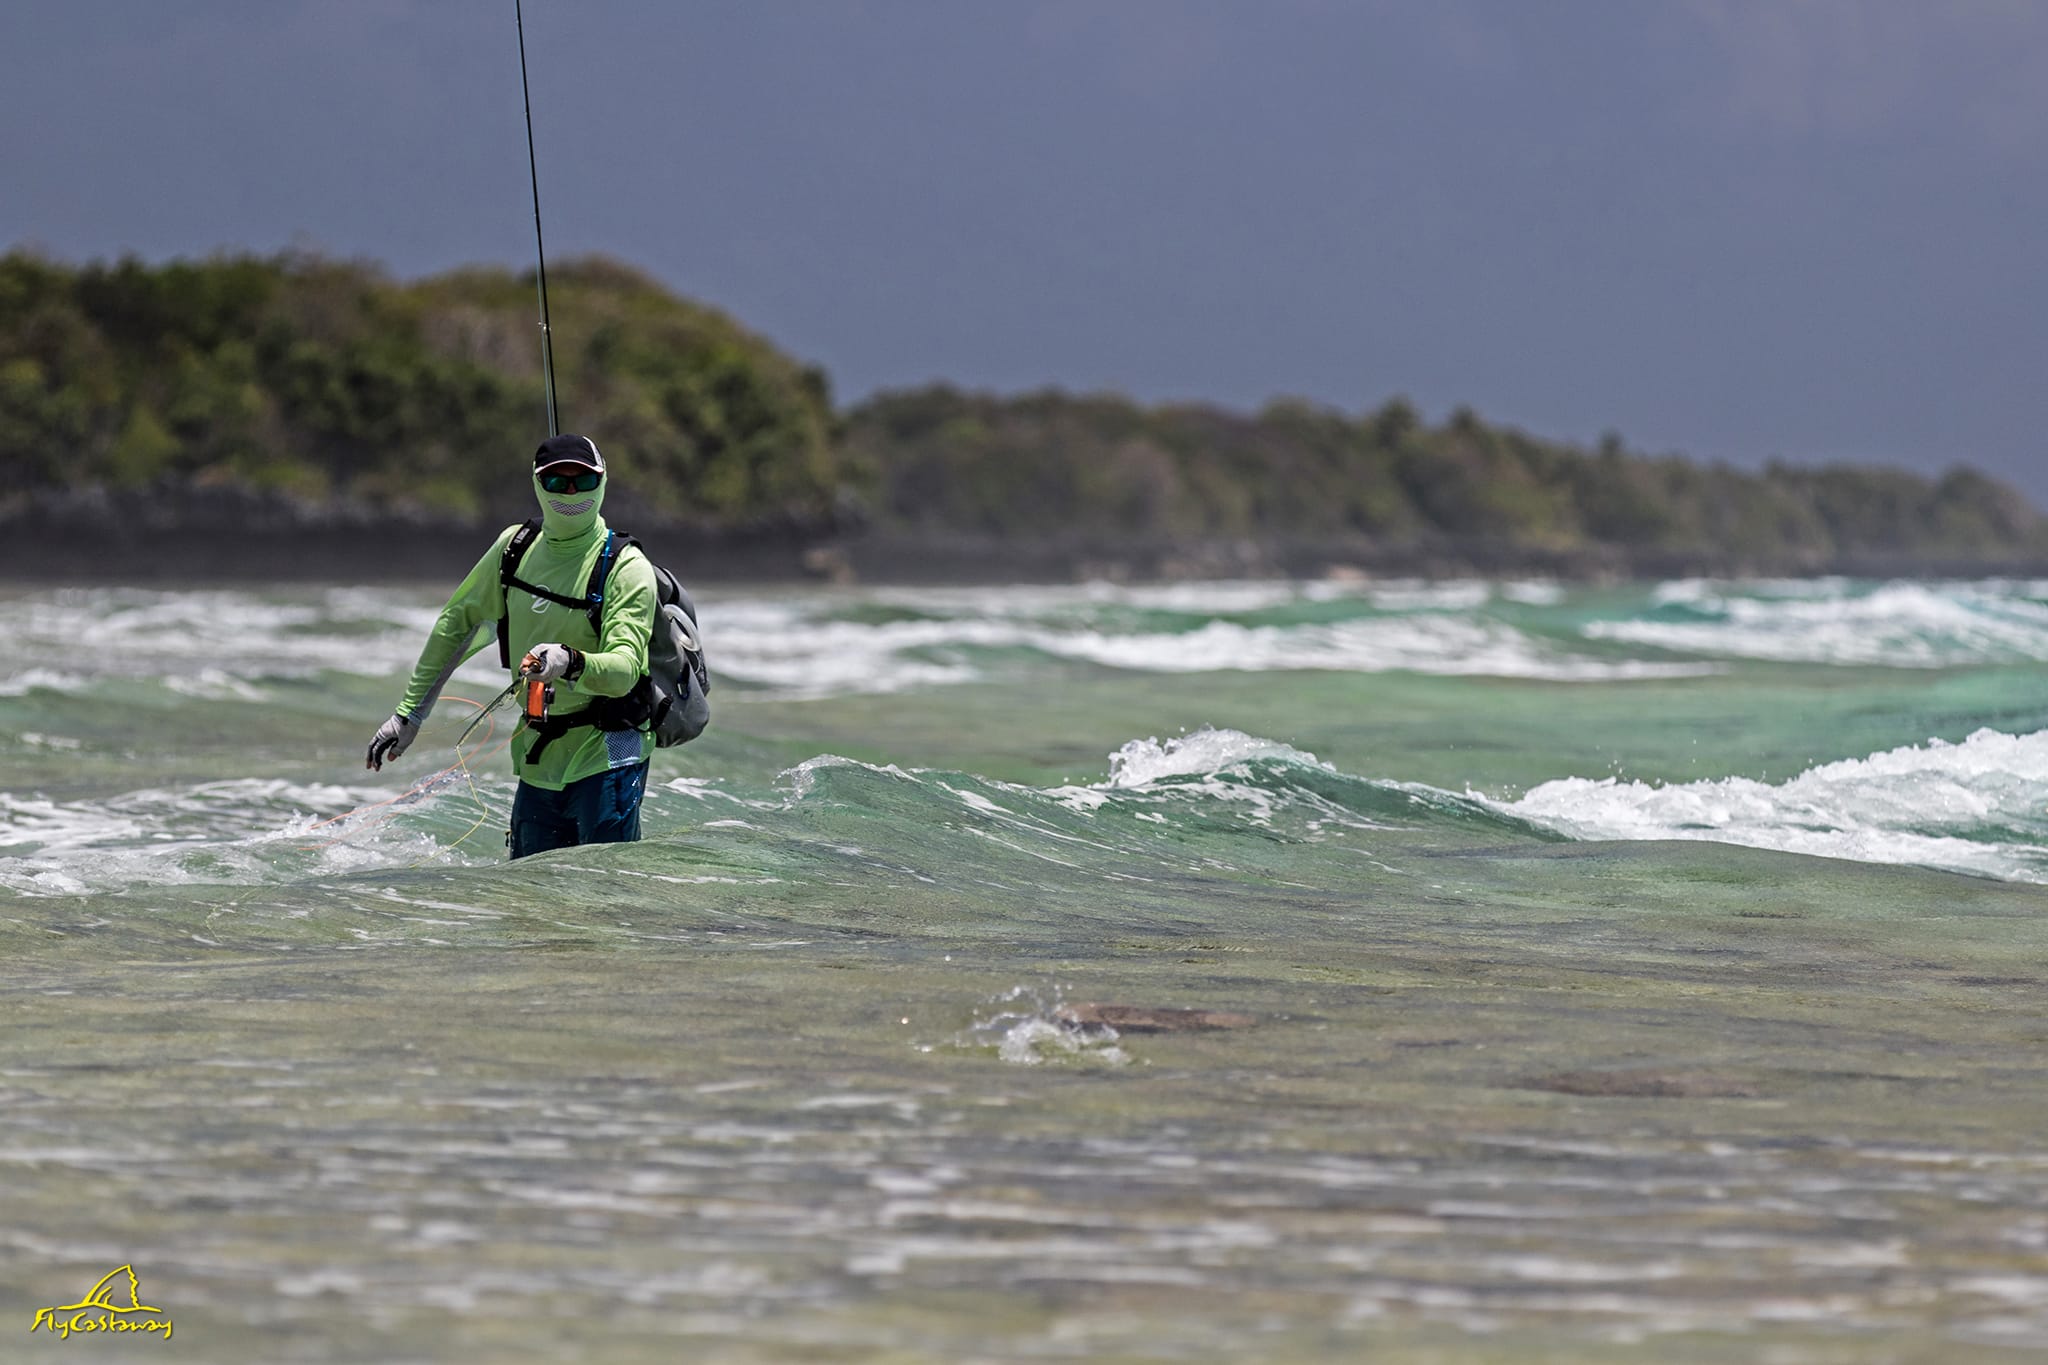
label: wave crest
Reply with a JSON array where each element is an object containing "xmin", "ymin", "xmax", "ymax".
[{"xmin": 1494, "ymin": 728, "xmax": 2048, "ymax": 882}]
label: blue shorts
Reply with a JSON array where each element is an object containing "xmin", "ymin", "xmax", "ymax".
[{"xmin": 509, "ymin": 760, "xmax": 650, "ymax": 860}]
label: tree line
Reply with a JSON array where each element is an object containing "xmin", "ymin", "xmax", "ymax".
[
  {"xmin": 842, "ymin": 387, "xmax": 2043, "ymax": 567},
  {"xmin": 0, "ymin": 250, "xmax": 837, "ymax": 530},
  {"xmin": 2, "ymin": 250, "xmax": 2039, "ymax": 568}
]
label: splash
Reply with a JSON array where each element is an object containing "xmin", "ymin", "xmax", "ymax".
[
  {"xmin": 1104, "ymin": 730, "xmax": 1332, "ymax": 789},
  {"xmin": 959, "ymin": 986, "xmax": 1133, "ymax": 1067}
]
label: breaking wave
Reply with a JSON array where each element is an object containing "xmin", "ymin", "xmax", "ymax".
[
  {"xmin": 4, "ymin": 720, "xmax": 2045, "ymax": 900},
  {"xmin": 1493, "ymin": 728, "xmax": 2048, "ymax": 883},
  {"xmin": 7, "ymin": 578, "xmax": 2047, "ymax": 704},
  {"xmin": 1585, "ymin": 580, "xmax": 2048, "ymax": 668}
]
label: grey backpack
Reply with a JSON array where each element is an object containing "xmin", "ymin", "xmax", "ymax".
[{"xmin": 644, "ymin": 562, "xmax": 711, "ymax": 746}]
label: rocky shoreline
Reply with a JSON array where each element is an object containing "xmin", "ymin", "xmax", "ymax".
[{"xmin": 8, "ymin": 483, "xmax": 2045, "ymax": 586}]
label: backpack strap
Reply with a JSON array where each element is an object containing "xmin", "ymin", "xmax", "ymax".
[
  {"xmin": 580, "ymin": 530, "xmax": 624, "ymax": 636},
  {"xmin": 521, "ymin": 709, "xmax": 590, "ymax": 766},
  {"xmin": 496, "ymin": 519, "xmax": 543, "ymax": 669},
  {"xmin": 578, "ymin": 531, "xmax": 654, "ymax": 639}
]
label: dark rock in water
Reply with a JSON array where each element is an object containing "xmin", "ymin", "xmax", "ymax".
[
  {"xmin": 1519, "ymin": 1070, "xmax": 1758, "ymax": 1099},
  {"xmin": 1056, "ymin": 1003, "xmax": 1256, "ymax": 1034}
]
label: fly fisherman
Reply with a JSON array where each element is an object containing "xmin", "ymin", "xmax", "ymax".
[{"xmin": 365, "ymin": 434, "xmax": 658, "ymax": 857}]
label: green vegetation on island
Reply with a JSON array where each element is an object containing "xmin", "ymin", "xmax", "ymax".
[
  {"xmin": 843, "ymin": 388, "xmax": 2043, "ymax": 568},
  {"xmin": 2, "ymin": 249, "xmax": 2041, "ymax": 572},
  {"xmin": 0, "ymin": 250, "xmax": 838, "ymax": 529}
]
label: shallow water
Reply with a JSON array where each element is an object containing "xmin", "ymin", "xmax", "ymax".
[{"xmin": 4, "ymin": 577, "xmax": 2048, "ymax": 1361}]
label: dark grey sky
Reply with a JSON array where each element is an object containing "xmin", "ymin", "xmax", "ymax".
[{"xmin": 4, "ymin": 1, "xmax": 2044, "ymax": 497}]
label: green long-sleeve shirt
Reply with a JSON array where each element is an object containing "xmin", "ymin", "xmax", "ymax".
[{"xmin": 397, "ymin": 517, "xmax": 656, "ymax": 790}]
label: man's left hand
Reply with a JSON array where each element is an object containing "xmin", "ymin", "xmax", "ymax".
[{"xmin": 521, "ymin": 642, "xmax": 582, "ymax": 681}]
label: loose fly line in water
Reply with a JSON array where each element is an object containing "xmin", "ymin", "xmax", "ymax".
[
  {"xmin": 300, "ymin": 689, "xmax": 519, "ymax": 858},
  {"xmin": 191, "ymin": 691, "xmax": 521, "ymax": 947}
]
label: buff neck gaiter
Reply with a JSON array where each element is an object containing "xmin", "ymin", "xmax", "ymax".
[{"xmin": 534, "ymin": 473, "xmax": 605, "ymax": 542}]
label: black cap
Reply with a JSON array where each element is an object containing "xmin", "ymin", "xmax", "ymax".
[{"xmin": 534, "ymin": 433, "xmax": 605, "ymax": 474}]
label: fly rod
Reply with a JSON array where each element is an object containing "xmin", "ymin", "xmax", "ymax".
[{"xmin": 516, "ymin": 0, "xmax": 560, "ymax": 436}]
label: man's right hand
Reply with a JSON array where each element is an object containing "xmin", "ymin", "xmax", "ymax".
[{"xmin": 366, "ymin": 713, "xmax": 416, "ymax": 770}]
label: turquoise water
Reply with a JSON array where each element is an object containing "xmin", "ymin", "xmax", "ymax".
[{"xmin": 4, "ymin": 577, "xmax": 2048, "ymax": 1361}]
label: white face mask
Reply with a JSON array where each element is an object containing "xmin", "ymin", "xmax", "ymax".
[{"xmin": 534, "ymin": 470, "xmax": 605, "ymax": 539}]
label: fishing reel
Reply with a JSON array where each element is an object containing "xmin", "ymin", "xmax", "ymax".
[
  {"xmin": 524, "ymin": 677, "xmax": 554, "ymax": 721},
  {"xmin": 518, "ymin": 652, "xmax": 555, "ymax": 721}
]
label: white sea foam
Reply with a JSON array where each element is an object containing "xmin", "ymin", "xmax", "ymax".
[
  {"xmin": 707, "ymin": 591, "xmax": 1706, "ymax": 697},
  {"xmin": 1104, "ymin": 730, "xmax": 1330, "ymax": 789},
  {"xmin": 771, "ymin": 730, "xmax": 1386, "ymax": 852},
  {"xmin": 778, "ymin": 754, "xmax": 920, "ymax": 800},
  {"xmin": 871, "ymin": 579, "xmax": 1317, "ymax": 616},
  {"xmin": 1074, "ymin": 726, "xmax": 2048, "ymax": 884},
  {"xmin": 9, "ymin": 578, "xmax": 2046, "ymax": 703},
  {"xmin": 1589, "ymin": 581, "xmax": 2048, "ymax": 667},
  {"xmin": 1093, "ymin": 731, "xmax": 1328, "ymax": 830},
  {"xmin": 0, "ymin": 777, "xmax": 495, "ymax": 896},
  {"xmin": 776, "ymin": 724, "xmax": 2048, "ymax": 885},
  {"xmin": 1093, "ymin": 729, "xmax": 1406, "ymax": 839},
  {"xmin": 1493, "ymin": 728, "xmax": 2048, "ymax": 882},
  {"xmin": 0, "ymin": 587, "xmax": 496, "ymax": 696},
  {"xmin": 1366, "ymin": 580, "xmax": 1493, "ymax": 611},
  {"xmin": 0, "ymin": 668, "xmax": 93, "ymax": 698},
  {"xmin": 694, "ymin": 600, "xmax": 982, "ymax": 695},
  {"xmin": 1039, "ymin": 617, "xmax": 1697, "ymax": 680},
  {"xmin": 1651, "ymin": 577, "xmax": 1855, "ymax": 606},
  {"xmin": 1501, "ymin": 580, "xmax": 1566, "ymax": 606},
  {"xmin": 721, "ymin": 576, "xmax": 2048, "ymax": 692}
]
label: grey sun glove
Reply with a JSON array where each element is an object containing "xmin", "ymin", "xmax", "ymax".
[{"xmin": 365, "ymin": 713, "xmax": 416, "ymax": 770}]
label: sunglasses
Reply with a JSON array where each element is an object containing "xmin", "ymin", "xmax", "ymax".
[{"xmin": 539, "ymin": 469, "xmax": 602, "ymax": 494}]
